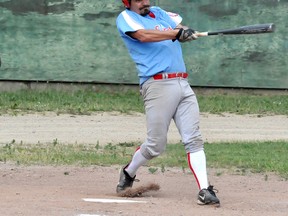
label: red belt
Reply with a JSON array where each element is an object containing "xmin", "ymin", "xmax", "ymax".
[{"xmin": 153, "ymin": 72, "xmax": 188, "ymax": 80}]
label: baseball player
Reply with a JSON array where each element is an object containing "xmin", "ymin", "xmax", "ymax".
[{"xmin": 116, "ymin": 0, "xmax": 220, "ymax": 206}]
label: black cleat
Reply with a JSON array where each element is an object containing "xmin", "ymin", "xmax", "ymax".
[
  {"xmin": 197, "ymin": 185, "xmax": 220, "ymax": 206},
  {"xmin": 116, "ymin": 165, "xmax": 136, "ymax": 193}
]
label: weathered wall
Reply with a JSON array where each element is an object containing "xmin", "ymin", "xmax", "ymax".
[{"xmin": 0, "ymin": 0, "xmax": 287, "ymax": 88}]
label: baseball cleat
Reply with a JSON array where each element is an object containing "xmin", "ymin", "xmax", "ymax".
[
  {"xmin": 197, "ymin": 185, "xmax": 220, "ymax": 206},
  {"xmin": 116, "ymin": 165, "xmax": 137, "ymax": 193}
]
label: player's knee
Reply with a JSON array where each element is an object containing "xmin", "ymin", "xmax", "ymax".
[
  {"xmin": 140, "ymin": 137, "xmax": 167, "ymax": 159},
  {"xmin": 183, "ymin": 135, "xmax": 204, "ymax": 153}
]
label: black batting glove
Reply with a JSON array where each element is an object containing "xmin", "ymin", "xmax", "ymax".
[{"xmin": 175, "ymin": 28, "xmax": 198, "ymax": 42}]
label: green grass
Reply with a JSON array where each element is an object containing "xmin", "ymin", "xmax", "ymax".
[
  {"xmin": 0, "ymin": 89, "xmax": 287, "ymax": 115},
  {"xmin": 197, "ymin": 94, "xmax": 288, "ymax": 115},
  {"xmin": 152, "ymin": 141, "xmax": 288, "ymax": 178},
  {"xmin": 0, "ymin": 89, "xmax": 287, "ymax": 178},
  {"xmin": 1, "ymin": 140, "xmax": 287, "ymax": 179},
  {"xmin": 0, "ymin": 89, "xmax": 144, "ymax": 115}
]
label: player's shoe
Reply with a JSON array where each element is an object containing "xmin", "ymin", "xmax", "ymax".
[
  {"xmin": 116, "ymin": 165, "xmax": 136, "ymax": 193},
  {"xmin": 197, "ymin": 185, "xmax": 220, "ymax": 206}
]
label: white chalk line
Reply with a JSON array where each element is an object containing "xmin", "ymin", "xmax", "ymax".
[{"xmin": 79, "ymin": 198, "xmax": 147, "ymax": 216}]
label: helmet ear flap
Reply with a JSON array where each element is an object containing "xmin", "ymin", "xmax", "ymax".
[{"xmin": 122, "ymin": 0, "xmax": 130, "ymax": 8}]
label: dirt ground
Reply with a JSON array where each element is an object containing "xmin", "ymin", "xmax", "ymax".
[{"xmin": 0, "ymin": 112, "xmax": 288, "ymax": 216}]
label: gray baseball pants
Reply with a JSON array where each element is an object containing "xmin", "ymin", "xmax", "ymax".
[{"xmin": 139, "ymin": 77, "xmax": 204, "ymax": 160}]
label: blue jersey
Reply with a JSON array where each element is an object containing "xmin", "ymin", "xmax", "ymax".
[{"xmin": 116, "ymin": 6, "xmax": 186, "ymax": 85}]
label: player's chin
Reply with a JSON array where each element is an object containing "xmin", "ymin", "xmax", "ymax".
[{"xmin": 140, "ymin": 8, "xmax": 150, "ymax": 16}]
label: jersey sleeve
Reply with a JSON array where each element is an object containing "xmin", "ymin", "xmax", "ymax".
[{"xmin": 116, "ymin": 10, "xmax": 144, "ymax": 37}]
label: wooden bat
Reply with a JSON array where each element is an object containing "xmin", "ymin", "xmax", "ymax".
[{"xmin": 196, "ymin": 23, "xmax": 275, "ymax": 37}]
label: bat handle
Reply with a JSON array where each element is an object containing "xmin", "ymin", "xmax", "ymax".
[{"xmin": 195, "ymin": 32, "xmax": 208, "ymax": 37}]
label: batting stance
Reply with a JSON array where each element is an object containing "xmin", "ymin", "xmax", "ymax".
[{"xmin": 116, "ymin": 0, "xmax": 220, "ymax": 206}]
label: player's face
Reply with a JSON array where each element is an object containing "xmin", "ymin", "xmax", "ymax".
[{"xmin": 130, "ymin": 0, "xmax": 151, "ymax": 16}]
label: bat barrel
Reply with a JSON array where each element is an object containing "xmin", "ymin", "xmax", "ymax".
[{"xmin": 207, "ymin": 23, "xmax": 275, "ymax": 36}]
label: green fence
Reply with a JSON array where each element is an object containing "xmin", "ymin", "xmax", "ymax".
[{"xmin": 0, "ymin": 0, "xmax": 287, "ymax": 89}]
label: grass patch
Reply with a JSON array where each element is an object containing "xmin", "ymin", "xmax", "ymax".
[
  {"xmin": 0, "ymin": 141, "xmax": 136, "ymax": 166},
  {"xmin": 0, "ymin": 89, "xmax": 287, "ymax": 178},
  {"xmin": 197, "ymin": 94, "xmax": 288, "ymax": 115},
  {"xmin": 1, "ymin": 140, "xmax": 287, "ymax": 179},
  {"xmin": 0, "ymin": 89, "xmax": 144, "ymax": 115},
  {"xmin": 0, "ymin": 89, "xmax": 287, "ymax": 115},
  {"xmin": 205, "ymin": 141, "xmax": 288, "ymax": 177}
]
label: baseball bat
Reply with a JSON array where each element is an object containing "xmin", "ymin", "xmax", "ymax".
[{"xmin": 196, "ymin": 23, "xmax": 275, "ymax": 37}]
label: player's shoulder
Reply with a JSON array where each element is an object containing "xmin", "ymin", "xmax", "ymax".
[
  {"xmin": 117, "ymin": 9, "xmax": 128, "ymax": 19},
  {"xmin": 150, "ymin": 6, "xmax": 166, "ymax": 15},
  {"xmin": 150, "ymin": 6, "xmax": 162, "ymax": 12},
  {"xmin": 116, "ymin": 9, "xmax": 131, "ymax": 25},
  {"xmin": 117, "ymin": 9, "xmax": 139, "ymax": 23},
  {"xmin": 151, "ymin": 6, "xmax": 181, "ymax": 19}
]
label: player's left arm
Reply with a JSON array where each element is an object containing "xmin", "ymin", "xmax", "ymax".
[
  {"xmin": 175, "ymin": 23, "xmax": 199, "ymax": 34},
  {"xmin": 175, "ymin": 23, "xmax": 187, "ymax": 30},
  {"xmin": 174, "ymin": 23, "xmax": 198, "ymax": 42},
  {"xmin": 127, "ymin": 26, "xmax": 198, "ymax": 43}
]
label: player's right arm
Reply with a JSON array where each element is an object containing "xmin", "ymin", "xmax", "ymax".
[{"xmin": 127, "ymin": 29, "xmax": 179, "ymax": 42}]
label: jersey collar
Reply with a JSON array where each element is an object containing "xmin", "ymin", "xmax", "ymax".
[{"xmin": 148, "ymin": 11, "xmax": 155, "ymax": 18}]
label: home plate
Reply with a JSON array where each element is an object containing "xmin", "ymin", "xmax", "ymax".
[{"xmin": 83, "ymin": 198, "xmax": 147, "ymax": 204}]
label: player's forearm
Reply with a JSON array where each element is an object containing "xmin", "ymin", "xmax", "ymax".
[{"xmin": 131, "ymin": 29, "xmax": 179, "ymax": 42}]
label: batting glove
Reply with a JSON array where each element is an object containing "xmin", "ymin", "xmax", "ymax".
[{"xmin": 176, "ymin": 28, "xmax": 198, "ymax": 42}]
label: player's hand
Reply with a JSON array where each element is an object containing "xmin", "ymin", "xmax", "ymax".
[{"xmin": 176, "ymin": 28, "xmax": 198, "ymax": 42}]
